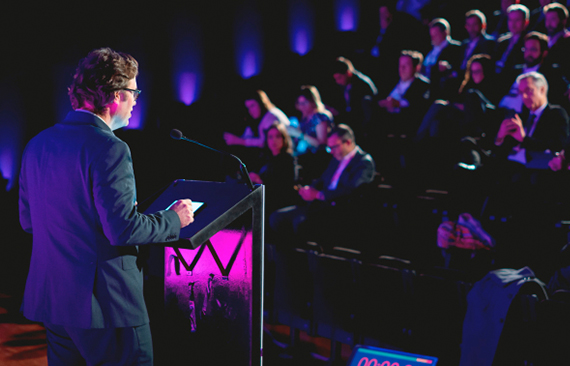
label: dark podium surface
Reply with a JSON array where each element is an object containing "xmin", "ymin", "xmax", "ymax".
[{"xmin": 144, "ymin": 180, "xmax": 264, "ymax": 365}]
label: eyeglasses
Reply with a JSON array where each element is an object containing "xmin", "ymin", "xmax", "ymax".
[{"xmin": 122, "ymin": 88, "xmax": 142, "ymax": 101}]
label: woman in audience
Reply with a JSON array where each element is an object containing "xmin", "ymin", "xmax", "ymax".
[
  {"xmin": 223, "ymin": 90, "xmax": 290, "ymax": 149},
  {"xmin": 289, "ymin": 85, "xmax": 334, "ymax": 154},
  {"xmin": 289, "ymin": 85, "xmax": 334, "ymax": 182},
  {"xmin": 249, "ymin": 123, "xmax": 297, "ymax": 215},
  {"xmin": 408, "ymin": 54, "xmax": 499, "ymax": 186},
  {"xmin": 416, "ymin": 54, "xmax": 499, "ymax": 142}
]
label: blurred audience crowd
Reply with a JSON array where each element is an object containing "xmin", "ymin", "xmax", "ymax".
[{"xmin": 221, "ymin": 0, "xmax": 570, "ymax": 280}]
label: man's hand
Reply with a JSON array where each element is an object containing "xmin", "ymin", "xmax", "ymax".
[
  {"xmin": 168, "ymin": 199, "xmax": 194, "ymax": 228},
  {"xmin": 378, "ymin": 97, "xmax": 400, "ymax": 112},
  {"xmin": 549, "ymin": 150, "xmax": 568, "ymax": 171},
  {"xmin": 298, "ymin": 186, "xmax": 322, "ymax": 202},
  {"xmin": 223, "ymin": 132, "xmax": 244, "ymax": 146},
  {"xmin": 249, "ymin": 172, "xmax": 262, "ymax": 184},
  {"xmin": 496, "ymin": 115, "xmax": 525, "ymax": 145}
]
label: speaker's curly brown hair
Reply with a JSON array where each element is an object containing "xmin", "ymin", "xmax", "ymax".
[{"xmin": 68, "ymin": 47, "xmax": 138, "ymax": 115}]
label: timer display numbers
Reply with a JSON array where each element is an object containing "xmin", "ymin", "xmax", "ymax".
[{"xmin": 347, "ymin": 345, "xmax": 438, "ymax": 366}]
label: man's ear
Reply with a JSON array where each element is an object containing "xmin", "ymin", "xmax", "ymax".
[{"xmin": 113, "ymin": 91, "xmax": 122, "ymax": 103}]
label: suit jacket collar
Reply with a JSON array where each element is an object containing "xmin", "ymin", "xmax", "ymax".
[{"xmin": 62, "ymin": 110, "xmax": 113, "ymax": 133}]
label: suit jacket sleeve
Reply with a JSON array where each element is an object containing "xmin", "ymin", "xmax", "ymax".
[
  {"xmin": 18, "ymin": 146, "xmax": 32, "ymax": 234},
  {"xmin": 92, "ymin": 138, "xmax": 180, "ymax": 246},
  {"xmin": 521, "ymin": 105, "xmax": 570, "ymax": 152},
  {"xmin": 316, "ymin": 150, "xmax": 375, "ymax": 202}
]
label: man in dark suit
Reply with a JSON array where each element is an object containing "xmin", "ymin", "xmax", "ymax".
[
  {"xmin": 376, "ymin": 50, "xmax": 431, "ymax": 138},
  {"xmin": 494, "ymin": 4, "xmax": 530, "ymax": 74},
  {"xmin": 363, "ymin": 0, "xmax": 429, "ymax": 88},
  {"xmin": 494, "ymin": 71, "xmax": 569, "ymax": 164},
  {"xmin": 460, "ymin": 10, "xmax": 497, "ymax": 70},
  {"xmin": 498, "ymin": 31, "xmax": 568, "ymax": 112},
  {"xmin": 488, "ymin": 0, "xmax": 520, "ymax": 39},
  {"xmin": 542, "ymin": 3, "xmax": 570, "ymax": 78},
  {"xmin": 18, "ymin": 47, "xmax": 194, "ymax": 365},
  {"xmin": 421, "ymin": 18, "xmax": 462, "ymax": 100},
  {"xmin": 269, "ymin": 124, "xmax": 375, "ymax": 244},
  {"xmin": 332, "ymin": 57, "xmax": 378, "ymax": 140}
]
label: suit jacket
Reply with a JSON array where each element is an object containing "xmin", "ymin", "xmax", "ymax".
[
  {"xmin": 378, "ymin": 75, "xmax": 431, "ymax": 136},
  {"xmin": 312, "ymin": 146, "xmax": 375, "ymax": 203},
  {"xmin": 19, "ymin": 111, "xmax": 181, "ymax": 329},
  {"xmin": 426, "ymin": 39, "xmax": 462, "ymax": 100},
  {"xmin": 336, "ymin": 71, "xmax": 379, "ymax": 133},
  {"xmin": 460, "ymin": 33, "xmax": 496, "ymax": 69},
  {"xmin": 496, "ymin": 104, "xmax": 570, "ymax": 159},
  {"xmin": 494, "ymin": 33, "xmax": 526, "ymax": 73}
]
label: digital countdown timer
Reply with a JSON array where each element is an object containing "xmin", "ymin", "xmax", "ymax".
[{"xmin": 347, "ymin": 345, "xmax": 438, "ymax": 366}]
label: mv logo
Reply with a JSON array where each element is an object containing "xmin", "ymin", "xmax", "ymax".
[{"xmin": 167, "ymin": 228, "xmax": 249, "ymax": 277}]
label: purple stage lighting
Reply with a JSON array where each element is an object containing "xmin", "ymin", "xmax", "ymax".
[
  {"xmin": 235, "ymin": 2, "xmax": 263, "ymax": 79},
  {"xmin": 172, "ymin": 15, "xmax": 203, "ymax": 105},
  {"xmin": 0, "ymin": 89, "xmax": 23, "ymax": 191},
  {"xmin": 335, "ymin": 0, "xmax": 360, "ymax": 31},
  {"xmin": 288, "ymin": 0, "xmax": 314, "ymax": 55}
]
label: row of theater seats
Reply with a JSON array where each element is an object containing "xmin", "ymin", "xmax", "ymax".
[
  {"xmin": 263, "ymin": 243, "xmax": 570, "ymax": 366},
  {"xmin": 263, "ymin": 244, "xmax": 471, "ymax": 365}
]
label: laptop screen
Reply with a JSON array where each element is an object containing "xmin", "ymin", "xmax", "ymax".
[{"xmin": 346, "ymin": 345, "xmax": 438, "ymax": 366}]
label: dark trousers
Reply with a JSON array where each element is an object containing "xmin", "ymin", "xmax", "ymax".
[{"xmin": 44, "ymin": 322, "xmax": 153, "ymax": 366}]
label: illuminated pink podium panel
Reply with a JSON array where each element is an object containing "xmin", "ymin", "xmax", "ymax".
[{"xmin": 144, "ymin": 180, "xmax": 264, "ymax": 365}]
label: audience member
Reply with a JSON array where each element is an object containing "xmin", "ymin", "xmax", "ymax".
[
  {"xmin": 421, "ymin": 18, "xmax": 462, "ymax": 100},
  {"xmin": 493, "ymin": 72, "xmax": 568, "ymax": 175},
  {"xmin": 542, "ymin": 2, "xmax": 570, "ymax": 76},
  {"xmin": 488, "ymin": 0, "xmax": 521, "ymax": 39},
  {"xmin": 410, "ymin": 54, "xmax": 499, "ymax": 187},
  {"xmin": 288, "ymin": 85, "xmax": 334, "ymax": 183},
  {"xmin": 289, "ymin": 85, "xmax": 333, "ymax": 154},
  {"xmin": 528, "ymin": 0, "xmax": 557, "ymax": 34},
  {"xmin": 249, "ymin": 123, "xmax": 297, "ymax": 216},
  {"xmin": 270, "ymin": 124, "xmax": 375, "ymax": 245},
  {"xmin": 417, "ymin": 54, "xmax": 499, "ymax": 146},
  {"xmin": 376, "ymin": 50, "xmax": 431, "ymax": 138},
  {"xmin": 365, "ymin": 0, "xmax": 428, "ymax": 87},
  {"xmin": 223, "ymin": 90, "xmax": 290, "ymax": 149},
  {"xmin": 493, "ymin": 4, "xmax": 530, "ymax": 74},
  {"xmin": 460, "ymin": 10, "xmax": 497, "ymax": 71},
  {"xmin": 331, "ymin": 57, "xmax": 378, "ymax": 139},
  {"xmin": 498, "ymin": 31, "xmax": 567, "ymax": 112}
]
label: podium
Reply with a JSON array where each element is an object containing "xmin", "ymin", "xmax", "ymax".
[{"xmin": 143, "ymin": 179, "xmax": 264, "ymax": 365}]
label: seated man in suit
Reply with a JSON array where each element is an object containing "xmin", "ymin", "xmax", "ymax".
[
  {"xmin": 542, "ymin": 3, "xmax": 570, "ymax": 78},
  {"xmin": 269, "ymin": 124, "xmax": 375, "ymax": 245},
  {"xmin": 460, "ymin": 9, "xmax": 497, "ymax": 71},
  {"xmin": 484, "ymin": 71, "xmax": 569, "ymax": 213},
  {"xmin": 494, "ymin": 4, "xmax": 530, "ymax": 74},
  {"xmin": 498, "ymin": 32, "xmax": 568, "ymax": 116},
  {"xmin": 421, "ymin": 18, "xmax": 462, "ymax": 100},
  {"xmin": 494, "ymin": 71, "xmax": 569, "ymax": 168},
  {"xmin": 331, "ymin": 57, "xmax": 378, "ymax": 140},
  {"xmin": 376, "ymin": 50, "xmax": 431, "ymax": 138}
]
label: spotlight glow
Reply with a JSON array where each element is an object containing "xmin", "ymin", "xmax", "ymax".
[
  {"xmin": 289, "ymin": 0, "xmax": 314, "ymax": 55},
  {"xmin": 235, "ymin": 2, "xmax": 263, "ymax": 79},
  {"xmin": 335, "ymin": 0, "xmax": 360, "ymax": 31},
  {"xmin": 172, "ymin": 15, "xmax": 204, "ymax": 106}
]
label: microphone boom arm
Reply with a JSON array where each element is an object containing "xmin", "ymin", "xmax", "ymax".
[{"xmin": 175, "ymin": 133, "xmax": 255, "ymax": 191}]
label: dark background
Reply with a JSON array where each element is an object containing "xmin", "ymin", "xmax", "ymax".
[{"xmin": 0, "ymin": 0, "xmax": 542, "ymax": 293}]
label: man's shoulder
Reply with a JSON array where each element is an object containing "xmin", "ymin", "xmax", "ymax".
[
  {"xmin": 412, "ymin": 74, "xmax": 431, "ymax": 86},
  {"xmin": 352, "ymin": 147, "xmax": 375, "ymax": 165},
  {"xmin": 353, "ymin": 71, "xmax": 378, "ymax": 94},
  {"xmin": 497, "ymin": 33, "xmax": 513, "ymax": 43},
  {"xmin": 544, "ymin": 104, "xmax": 570, "ymax": 119},
  {"xmin": 448, "ymin": 39, "xmax": 462, "ymax": 48}
]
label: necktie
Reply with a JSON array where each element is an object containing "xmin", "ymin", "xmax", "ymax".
[{"xmin": 525, "ymin": 113, "xmax": 535, "ymax": 136}]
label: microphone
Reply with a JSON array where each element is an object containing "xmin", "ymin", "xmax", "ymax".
[{"xmin": 170, "ymin": 129, "xmax": 255, "ymax": 191}]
